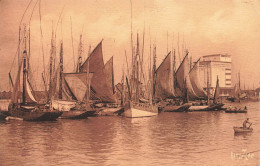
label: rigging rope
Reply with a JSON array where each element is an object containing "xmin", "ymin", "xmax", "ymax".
[
  {"xmin": 38, "ymin": 0, "xmax": 46, "ymax": 88},
  {"xmin": 9, "ymin": 0, "xmax": 34, "ymax": 73}
]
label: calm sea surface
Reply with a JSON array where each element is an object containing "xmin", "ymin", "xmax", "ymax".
[{"xmin": 0, "ymin": 101, "xmax": 259, "ymax": 166}]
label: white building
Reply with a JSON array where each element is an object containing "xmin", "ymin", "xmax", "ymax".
[{"xmin": 198, "ymin": 54, "xmax": 232, "ymax": 96}]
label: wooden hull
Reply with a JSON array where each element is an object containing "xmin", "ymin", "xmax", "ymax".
[
  {"xmin": 188, "ymin": 104, "xmax": 224, "ymax": 112},
  {"xmin": 233, "ymin": 127, "xmax": 253, "ymax": 133},
  {"xmin": 123, "ymin": 102, "xmax": 158, "ymax": 118},
  {"xmin": 163, "ymin": 105, "xmax": 190, "ymax": 112},
  {"xmin": 188, "ymin": 105, "xmax": 209, "ymax": 111},
  {"xmin": 52, "ymin": 100, "xmax": 76, "ymax": 111},
  {"xmin": 0, "ymin": 112, "xmax": 8, "ymax": 121},
  {"xmin": 225, "ymin": 110, "xmax": 247, "ymax": 113},
  {"xmin": 8, "ymin": 104, "xmax": 62, "ymax": 121},
  {"xmin": 60, "ymin": 110, "xmax": 97, "ymax": 119},
  {"xmin": 99, "ymin": 107, "xmax": 123, "ymax": 116}
]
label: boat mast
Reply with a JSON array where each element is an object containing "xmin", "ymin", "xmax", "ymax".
[
  {"xmin": 77, "ymin": 34, "xmax": 83, "ymax": 73},
  {"xmin": 152, "ymin": 45, "xmax": 156, "ymax": 100},
  {"xmin": 238, "ymin": 71, "xmax": 241, "ymax": 103},
  {"xmin": 22, "ymin": 26, "xmax": 28, "ymax": 104},
  {"xmin": 136, "ymin": 34, "xmax": 140, "ymax": 101},
  {"xmin": 22, "ymin": 50, "xmax": 27, "ymax": 104},
  {"xmin": 48, "ymin": 31, "xmax": 55, "ymax": 102},
  {"xmin": 18, "ymin": 26, "xmax": 21, "ymax": 103},
  {"xmin": 86, "ymin": 43, "xmax": 90, "ymax": 105},
  {"xmin": 58, "ymin": 41, "xmax": 63, "ymax": 99},
  {"xmin": 207, "ymin": 62, "xmax": 210, "ymax": 104}
]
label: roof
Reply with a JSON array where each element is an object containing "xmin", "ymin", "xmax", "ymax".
[{"xmin": 202, "ymin": 54, "xmax": 231, "ymax": 58}]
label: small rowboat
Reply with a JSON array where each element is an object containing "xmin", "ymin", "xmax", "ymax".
[
  {"xmin": 225, "ymin": 110, "xmax": 247, "ymax": 113},
  {"xmin": 233, "ymin": 127, "xmax": 253, "ymax": 133},
  {"xmin": 225, "ymin": 106, "xmax": 247, "ymax": 113}
]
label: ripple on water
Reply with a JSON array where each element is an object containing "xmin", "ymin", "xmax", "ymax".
[{"xmin": 0, "ymin": 102, "xmax": 259, "ymax": 165}]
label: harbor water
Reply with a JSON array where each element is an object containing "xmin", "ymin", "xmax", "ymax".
[{"xmin": 0, "ymin": 101, "xmax": 259, "ymax": 165}]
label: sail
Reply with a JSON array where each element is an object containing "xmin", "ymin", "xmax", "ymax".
[
  {"xmin": 189, "ymin": 59, "xmax": 207, "ymax": 98},
  {"xmin": 63, "ymin": 73, "xmax": 93, "ymax": 102},
  {"xmin": 25, "ymin": 79, "xmax": 37, "ymax": 102},
  {"xmin": 104, "ymin": 56, "xmax": 115, "ymax": 94},
  {"xmin": 11, "ymin": 59, "xmax": 23, "ymax": 103},
  {"xmin": 213, "ymin": 77, "xmax": 220, "ymax": 103},
  {"xmin": 175, "ymin": 52, "xmax": 198, "ymax": 99},
  {"xmin": 80, "ymin": 41, "xmax": 104, "ymax": 73},
  {"xmin": 80, "ymin": 40, "xmax": 116, "ymax": 103},
  {"xmin": 91, "ymin": 65, "xmax": 116, "ymax": 102},
  {"xmin": 175, "ymin": 53, "xmax": 189, "ymax": 97},
  {"xmin": 154, "ymin": 52, "xmax": 175, "ymax": 99},
  {"xmin": 186, "ymin": 75, "xmax": 198, "ymax": 99}
]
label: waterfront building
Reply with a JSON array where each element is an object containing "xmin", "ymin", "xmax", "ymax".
[{"xmin": 198, "ymin": 54, "xmax": 232, "ymax": 97}]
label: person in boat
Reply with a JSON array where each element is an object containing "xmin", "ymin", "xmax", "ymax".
[
  {"xmin": 244, "ymin": 106, "xmax": 247, "ymax": 110},
  {"xmin": 243, "ymin": 118, "xmax": 251, "ymax": 128}
]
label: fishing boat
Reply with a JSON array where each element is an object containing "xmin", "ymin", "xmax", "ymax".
[
  {"xmin": 154, "ymin": 51, "xmax": 190, "ymax": 112},
  {"xmin": 233, "ymin": 127, "xmax": 253, "ymax": 133},
  {"xmin": 49, "ymin": 35, "xmax": 98, "ymax": 119},
  {"xmin": 187, "ymin": 62, "xmax": 224, "ymax": 112},
  {"xmin": 8, "ymin": 43, "xmax": 61, "ymax": 121},
  {"xmin": 189, "ymin": 103, "xmax": 224, "ymax": 112},
  {"xmin": 80, "ymin": 40, "xmax": 122, "ymax": 116},
  {"xmin": 123, "ymin": 34, "xmax": 158, "ymax": 118},
  {"xmin": 163, "ymin": 104, "xmax": 190, "ymax": 112}
]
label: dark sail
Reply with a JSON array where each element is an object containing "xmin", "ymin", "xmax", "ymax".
[
  {"xmin": 104, "ymin": 56, "xmax": 115, "ymax": 94},
  {"xmin": 80, "ymin": 41, "xmax": 116, "ymax": 103},
  {"xmin": 80, "ymin": 41, "xmax": 104, "ymax": 73},
  {"xmin": 213, "ymin": 76, "xmax": 220, "ymax": 103}
]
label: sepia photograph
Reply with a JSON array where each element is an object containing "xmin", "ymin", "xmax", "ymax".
[{"xmin": 0, "ymin": 0, "xmax": 259, "ymax": 165}]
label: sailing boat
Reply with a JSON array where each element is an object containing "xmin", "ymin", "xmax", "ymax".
[
  {"xmin": 188, "ymin": 75, "xmax": 224, "ymax": 111},
  {"xmin": 154, "ymin": 51, "xmax": 190, "ymax": 112},
  {"xmin": 51, "ymin": 35, "xmax": 97, "ymax": 119},
  {"xmin": 123, "ymin": 34, "xmax": 158, "ymax": 118},
  {"xmin": 8, "ymin": 27, "xmax": 62, "ymax": 121},
  {"xmin": 80, "ymin": 40, "xmax": 122, "ymax": 116}
]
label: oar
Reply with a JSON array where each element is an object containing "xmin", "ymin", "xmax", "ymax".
[{"xmin": 248, "ymin": 123, "xmax": 253, "ymax": 129}]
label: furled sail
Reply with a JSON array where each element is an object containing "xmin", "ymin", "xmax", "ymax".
[
  {"xmin": 80, "ymin": 41, "xmax": 116, "ymax": 103},
  {"xmin": 213, "ymin": 77, "xmax": 220, "ymax": 103},
  {"xmin": 63, "ymin": 73, "xmax": 93, "ymax": 102},
  {"xmin": 189, "ymin": 58, "xmax": 206, "ymax": 98},
  {"xmin": 104, "ymin": 56, "xmax": 115, "ymax": 94},
  {"xmin": 154, "ymin": 52, "xmax": 175, "ymax": 100},
  {"xmin": 11, "ymin": 59, "xmax": 23, "ymax": 103}
]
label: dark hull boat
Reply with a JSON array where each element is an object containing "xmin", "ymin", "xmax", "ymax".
[
  {"xmin": 225, "ymin": 109, "xmax": 247, "ymax": 113},
  {"xmin": 60, "ymin": 110, "xmax": 96, "ymax": 119},
  {"xmin": 163, "ymin": 104, "xmax": 190, "ymax": 112},
  {"xmin": 8, "ymin": 104, "xmax": 62, "ymax": 121},
  {"xmin": 188, "ymin": 103, "xmax": 224, "ymax": 112},
  {"xmin": 0, "ymin": 112, "xmax": 8, "ymax": 121},
  {"xmin": 8, "ymin": 36, "xmax": 62, "ymax": 121}
]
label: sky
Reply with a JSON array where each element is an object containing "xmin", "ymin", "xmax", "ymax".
[{"xmin": 0, "ymin": 0, "xmax": 260, "ymax": 91}]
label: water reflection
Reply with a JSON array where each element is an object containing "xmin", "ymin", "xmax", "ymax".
[{"xmin": 0, "ymin": 102, "xmax": 259, "ymax": 165}]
